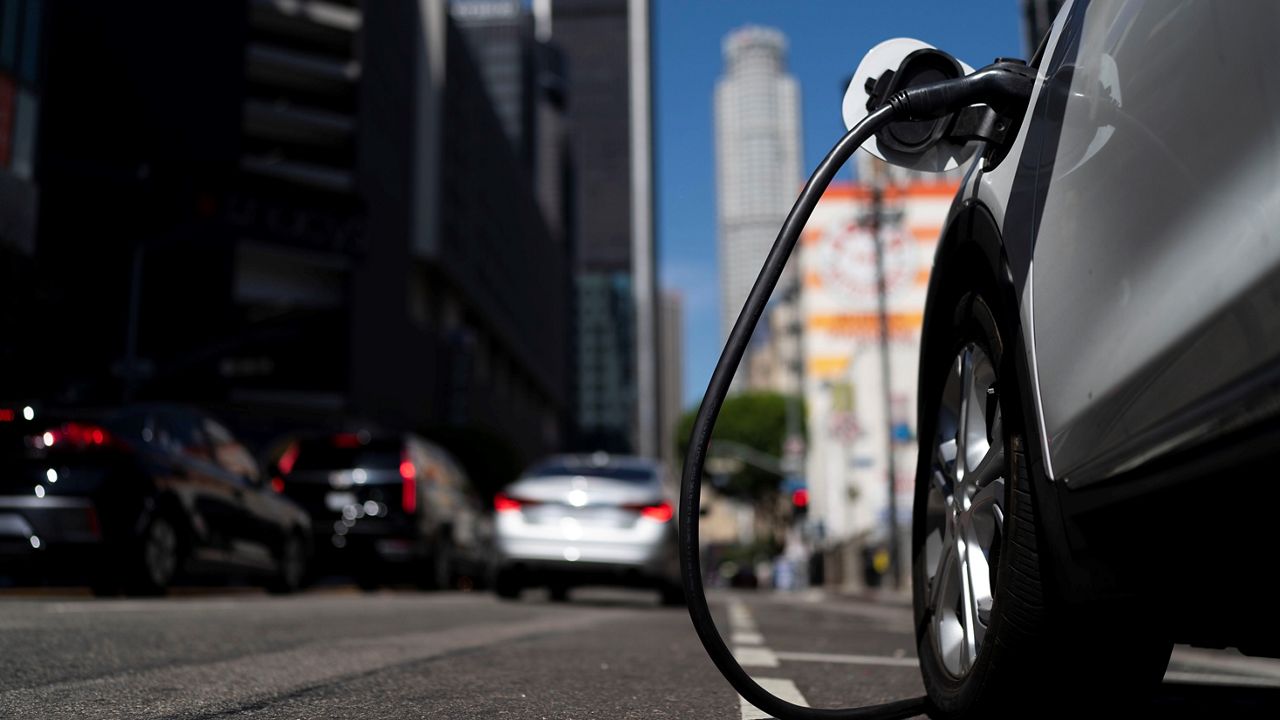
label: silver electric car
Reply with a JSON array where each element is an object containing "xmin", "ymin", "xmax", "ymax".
[
  {"xmin": 492, "ymin": 454, "xmax": 682, "ymax": 604},
  {"xmin": 856, "ymin": 1, "xmax": 1280, "ymax": 715}
]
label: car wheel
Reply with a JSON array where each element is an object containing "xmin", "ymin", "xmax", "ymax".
[
  {"xmin": 548, "ymin": 582, "xmax": 570, "ymax": 603},
  {"xmin": 267, "ymin": 534, "xmax": 307, "ymax": 595},
  {"xmin": 914, "ymin": 292, "xmax": 1171, "ymax": 717},
  {"xmin": 127, "ymin": 514, "xmax": 180, "ymax": 596},
  {"xmin": 494, "ymin": 569, "xmax": 521, "ymax": 600},
  {"xmin": 421, "ymin": 534, "xmax": 454, "ymax": 591}
]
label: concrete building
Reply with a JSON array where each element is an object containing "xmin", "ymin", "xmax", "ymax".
[
  {"xmin": 799, "ymin": 177, "xmax": 959, "ymax": 589},
  {"xmin": 714, "ymin": 26, "xmax": 803, "ymax": 393},
  {"xmin": 552, "ymin": 0, "xmax": 657, "ymax": 457},
  {"xmin": 449, "ymin": 0, "xmax": 536, "ymax": 167},
  {"xmin": 9, "ymin": 0, "xmax": 567, "ymax": 488}
]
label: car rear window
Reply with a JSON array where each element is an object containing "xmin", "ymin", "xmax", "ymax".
[
  {"xmin": 292, "ymin": 438, "xmax": 401, "ymax": 471},
  {"xmin": 524, "ymin": 463, "xmax": 655, "ymax": 483}
]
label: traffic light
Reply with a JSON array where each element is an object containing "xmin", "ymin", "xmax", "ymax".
[{"xmin": 791, "ymin": 487, "xmax": 809, "ymax": 518}]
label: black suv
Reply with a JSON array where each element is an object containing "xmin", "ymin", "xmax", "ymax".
[{"xmin": 269, "ymin": 431, "xmax": 492, "ymax": 589}]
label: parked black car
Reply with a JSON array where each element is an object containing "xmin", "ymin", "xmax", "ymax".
[
  {"xmin": 0, "ymin": 403, "xmax": 311, "ymax": 595},
  {"xmin": 268, "ymin": 431, "xmax": 492, "ymax": 589}
]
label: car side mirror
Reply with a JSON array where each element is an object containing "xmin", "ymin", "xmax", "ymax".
[{"xmin": 842, "ymin": 38, "xmax": 979, "ymax": 173}]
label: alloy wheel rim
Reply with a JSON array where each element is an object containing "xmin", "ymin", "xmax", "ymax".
[{"xmin": 923, "ymin": 343, "xmax": 1006, "ymax": 679}]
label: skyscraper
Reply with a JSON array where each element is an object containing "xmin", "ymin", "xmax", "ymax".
[
  {"xmin": 714, "ymin": 26, "xmax": 802, "ymax": 391},
  {"xmin": 553, "ymin": 0, "xmax": 658, "ymax": 456}
]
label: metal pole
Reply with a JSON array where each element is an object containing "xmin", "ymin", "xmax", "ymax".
[{"xmin": 870, "ymin": 178, "xmax": 902, "ymax": 590}]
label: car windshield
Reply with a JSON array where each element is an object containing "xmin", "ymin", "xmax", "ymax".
[
  {"xmin": 291, "ymin": 439, "xmax": 401, "ymax": 472},
  {"xmin": 524, "ymin": 463, "xmax": 654, "ymax": 483}
]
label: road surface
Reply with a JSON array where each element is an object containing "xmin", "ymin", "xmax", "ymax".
[{"xmin": 1, "ymin": 586, "xmax": 1278, "ymax": 718}]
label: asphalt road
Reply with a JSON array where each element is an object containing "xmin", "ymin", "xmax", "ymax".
[{"xmin": 2, "ymin": 586, "xmax": 1279, "ymax": 719}]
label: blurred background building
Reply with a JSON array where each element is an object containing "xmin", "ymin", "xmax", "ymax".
[
  {"xmin": 713, "ymin": 26, "xmax": 802, "ymax": 396},
  {"xmin": 799, "ymin": 179, "xmax": 958, "ymax": 589},
  {"xmin": 553, "ymin": 0, "xmax": 658, "ymax": 457},
  {"xmin": 0, "ymin": 0, "xmax": 672, "ymax": 492}
]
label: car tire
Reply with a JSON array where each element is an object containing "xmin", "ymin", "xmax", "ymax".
[
  {"xmin": 914, "ymin": 291, "xmax": 1171, "ymax": 718},
  {"xmin": 494, "ymin": 569, "xmax": 521, "ymax": 600},
  {"xmin": 421, "ymin": 533, "xmax": 454, "ymax": 591},
  {"xmin": 125, "ymin": 513, "xmax": 181, "ymax": 596},
  {"xmin": 266, "ymin": 533, "xmax": 307, "ymax": 595},
  {"xmin": 548, "ymin": 582, "xmax": 570, "ymax": 603}
]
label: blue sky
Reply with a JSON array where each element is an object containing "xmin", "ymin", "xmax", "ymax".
[{"xmin": 655, "ymin": 1, "xmax": 1024, "ymax": 408}]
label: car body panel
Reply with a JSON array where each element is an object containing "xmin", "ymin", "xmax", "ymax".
[
  {"xmin": 957, "ymin": 0, "xmax": 1280, "ymax": 490},
  {"xmin": 1027, "ymin": 0, "xmax": 1280, "ymax": 487}
]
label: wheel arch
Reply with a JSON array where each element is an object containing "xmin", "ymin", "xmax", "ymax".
[{"xmin": 920, "ymin": 199, "xmax": 1083, "ymax": 604}]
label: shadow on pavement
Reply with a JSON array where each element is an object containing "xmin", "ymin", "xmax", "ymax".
[{"xmin": 1149, "ymin": 683, "xmax": 1280, "ymax": 718}]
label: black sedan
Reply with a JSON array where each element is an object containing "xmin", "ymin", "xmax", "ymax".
[{"xmin": 0, "ymin": 403, "xmax": 311, "ymax": 595}]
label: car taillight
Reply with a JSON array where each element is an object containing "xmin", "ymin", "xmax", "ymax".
[
  {"xmin": 494, "ymin": 492, "xmax": 522, "ymax": 513},
  {"xmin": 333, "ymin": 432, "xmax": 363, "ymax": 448},
  {"xmin": 32, "ymin": 423, "xmax": 114, "ymax": 450},
  {"xmin": 277, "ymin": 441, "xmax": 299, "ymax": 476},
  {"xmin": 270, "ymin": 477, "xmax": 286, "ymax": 494},
  {"xmin": 635, "ymin": 501, "xmax": 674, "ymax": 523},
  {"xmin": 400, "ymin": 454, "xmax": 417, "ymax": 514}
]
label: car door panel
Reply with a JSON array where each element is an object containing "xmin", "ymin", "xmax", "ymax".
[{"xmin": 1028, "ymin": 0, "xmax": 1280, "ymax": 486}]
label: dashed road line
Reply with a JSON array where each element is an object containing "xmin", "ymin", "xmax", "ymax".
[
  {"xmin": 740, "ymin": 677, "xmax": 809, "ymax": 720},
  {"xmin": 734, "ymin": 645, "xmax": 780, "ymax": 668},
  {"xmin": 727, "ymin": 599, "xmax": 811, "ymax": 719}
]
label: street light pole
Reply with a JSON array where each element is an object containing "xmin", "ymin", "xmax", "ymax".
[{"xmin": 870, "ymin": 171, "xmax": 902, "ymax": 590}]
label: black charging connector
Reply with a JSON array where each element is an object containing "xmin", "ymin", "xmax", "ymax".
[{"xmin": 679, "ymin": 58, "xmax": 1036, "ymax": 720}]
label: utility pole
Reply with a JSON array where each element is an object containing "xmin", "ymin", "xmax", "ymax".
[{"xmin": 870, "ymin": 168, "xmax": 902, "ymax": 590}]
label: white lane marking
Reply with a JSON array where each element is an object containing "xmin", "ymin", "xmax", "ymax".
[
  {"xmin": 1164, "ymin": 671, "xmax": 1280, "ymax": 688},
  {"xmin": 740, "ymin": 677, "xmax": 808, "ymax": 720},
  {"xmin": 728, "ymin": 602, "xmax": 756, "ymax": 631},
  {"xmin": 734, "ymin": 645, "xmax": 780, "ymax": 667},
  {"xmin": 773, "ymin": 650, "xmax": 919, "ymax": 668},
  {"xmin": 733, "ymin": 631, "xmax": 764, "ymax": 645}
]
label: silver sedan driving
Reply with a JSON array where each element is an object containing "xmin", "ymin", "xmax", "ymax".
[{"xmin": 492, "ymin": 454, "xmax": 683, "ymax": 605}]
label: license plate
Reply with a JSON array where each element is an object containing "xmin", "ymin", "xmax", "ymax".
[{"xmin": 325, "ymin": 492, "xmax": 356, "ymax": 512}]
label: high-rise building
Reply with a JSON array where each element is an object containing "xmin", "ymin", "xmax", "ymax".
[
  {"xmin": 449, "ymin": 0, "xmax": 535, "ymax": 167},
  {"xmin": 553, "ymin": 0, "xmax": 657, "ymax": 456},
  {"xmin": 714, "ymin": 26, "xmax": 803, "ymax": 391},
  {"xmin": 9, "ymin": 0, "xmax": 568, "ymax": 488}
]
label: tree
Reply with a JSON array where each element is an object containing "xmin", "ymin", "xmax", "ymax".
[{"xmin": 675, "ymin": 391, "xmax": 805, "ymax": 501}]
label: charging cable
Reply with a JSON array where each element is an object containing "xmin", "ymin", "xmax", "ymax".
[{"xmin": 678, "ymin": 63, "xmax": 1036, "ymax": 720}]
